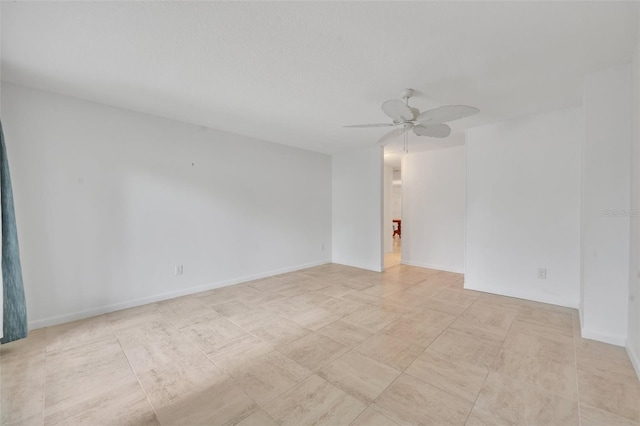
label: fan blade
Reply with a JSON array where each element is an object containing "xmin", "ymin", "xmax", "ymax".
[
  {"xmin": 378, "ymin": 127, "xmax": 407, "ymax": 146},
  {"xmin": 343, "ymin": 123, "xmax": 396, "ymax": 128},
  {"xmin": 382, "ymin": 99, "xmax": 415, "ymax": 121},
  {"xmin": 417, "ymin": 105, "xmax": 479, "ymax": 124},
  {"xmin": 413, "ymin": 124, "xmax": 451, "ymax": 138}
]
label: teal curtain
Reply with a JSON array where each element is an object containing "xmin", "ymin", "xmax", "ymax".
[{"xmin": 0, "ymin": 120, "xmax": 27, "ymax": 344}]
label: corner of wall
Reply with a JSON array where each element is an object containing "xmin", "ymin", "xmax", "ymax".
[
  {"xmin": 464, "ymin": 279, "xmax": 579, "ymax": 310},
  {"xmin": 581, "ymin": 64, "xmax": 633, "ymax": 347},
  {"xmin": 626, "ymin": 6, "xmax": 640, "ymax": 379},
  {"xmin": 580, "ymin": 328, "xmax": 627, "ymax": 347},
  {"xmin": 331, "ymin": 146, "xmax": 384, "ymax": 273},
  {"xmin": 628, "ymin": 343, "xmax": 640, "ymax": 380}
]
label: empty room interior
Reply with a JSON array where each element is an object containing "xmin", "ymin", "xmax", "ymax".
[{"xmin": 1, "ymin": 2, "xmax": 640, "ymax": 425}]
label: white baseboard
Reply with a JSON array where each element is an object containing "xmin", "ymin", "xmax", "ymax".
[
  {"xmin": 627, "ymin": 344, "xmax": 640, "ymax": 380},
  {"xmin": 463, "ymin": 280, "xmax": 578, "ymax": 309},
  {"xmin": 401, "ymin": 259, "xmax": 464, "ymax": 274},
  {"xmin": 28, "ymin": 259, "xmax": 331, "ymax": 330},
  {"xmin": 581, "ymin": 328, "xmax": 627, "ymax": 347},
  {"xmin": 331, "ymin": 260, "xmax": 383, "ymax": 273}
]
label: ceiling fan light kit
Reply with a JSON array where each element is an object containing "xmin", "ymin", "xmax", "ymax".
[{"xmin": 345, "ymin": 88, "xmax": 479, "ymax": 152}]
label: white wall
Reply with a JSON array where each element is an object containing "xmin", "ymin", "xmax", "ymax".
[
  {"xmin": 391, "ymin": 181, "xmax": 402, "ymax": 220},
  {"xmin": 332, "ymin": 146, "xmax": 383, "ymax": 272},
  {"xmin": 383, "ymin": 165, "xmax": 393, "ymax": 254},
  {"xmin": 1, "ymin": 83, "xmax": 332, "ymax": 328},
  {"xmin": 582, "ymin": 65, "xmax": 632, "ymax": 346},
  {"xmin": 629, "ymin": 23, "xmax": 640, "ymax": 376},
  {"xmin": 402, "ymin": 146, "xmax": 466, "ymax": 273},
  {"xmin": 466, "ymin": 107, "xmax": 582, "ymax": 308}
]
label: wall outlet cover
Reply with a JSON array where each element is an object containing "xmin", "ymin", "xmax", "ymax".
[{"xmin": 538, "ymin": 268, "xmax": 547, "ymax": 279}]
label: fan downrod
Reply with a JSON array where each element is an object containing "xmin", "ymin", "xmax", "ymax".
[{"xmin": 400, "ymin": 88, "xmax": 415, "ymax": 100}]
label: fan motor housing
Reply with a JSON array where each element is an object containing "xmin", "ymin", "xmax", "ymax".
[{"xmin": 400, "ymin": 88, "xmax": 415, "ymax": 99}]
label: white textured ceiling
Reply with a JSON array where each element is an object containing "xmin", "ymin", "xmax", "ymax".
[{"xmin": 2, "ymin": 1, "xmax": 638, "ymax": 154}]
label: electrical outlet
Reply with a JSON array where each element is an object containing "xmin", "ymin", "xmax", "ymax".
[
  {"xmin": 175, "ymin": 265, "xmax": 184, "ymax": 275},
  {"xmin": 538, "ymin": 268, "xmax": 547, "ymax": 280}
]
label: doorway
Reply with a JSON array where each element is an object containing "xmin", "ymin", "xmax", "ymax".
[{"xmin": 384, "ymin": 155, "xmax": 402, "ymax": 269}]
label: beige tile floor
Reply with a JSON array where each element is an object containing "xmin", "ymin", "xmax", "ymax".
[
  {"xmin": 384, "ymin": 237, "xmax": 402, "ymax": 270},
  {"xmin": 2, "ymin": 263, "xmax": 639, "ymax": 426}
]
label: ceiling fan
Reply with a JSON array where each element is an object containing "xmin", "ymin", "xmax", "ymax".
[{"xmin": 345, "ymin": 89, "xmax": 479, "ymax": 149}]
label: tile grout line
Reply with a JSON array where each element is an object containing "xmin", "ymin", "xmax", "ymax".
[
  {"xmin": 463, "ymin": 300, "xmax": 519, "ymax": 425},
  {"xmin": 473, "ymin": 303, "xmax": 585, "ymax": 423},
  {"xmin": 427, "ymin": 297, "xmax": 487, "ymax": 424},
  {"xmin": 206, "ymin": 279, "xmax": 400, "ymax": 424},
  {"xmin": 362, "ymin": 293, "xmax": 478, "ymax": 423},
  {"xmin": 160, "ymin": 306, "xmax": 263, "ymax": 425},
  {"xmin": 573, "ymin": 312, "xmax": 582, "ymax": 426},
  {"xmin": 107, "ymin": 319, "xmax": 161, "ymax": 425},
  {"xmin": 41, "ymin": 331, "xmax": 48, "ymax": 426},
  {"xmin": 423, "ymin": 296, "xmax": 495, "ymax": 424},
  {"xmin": 155, "ymin": 301, "xmax": 279, "ymax": 421},
  {"xmin": 206, "ymin": 299, "xmax": 326, "ymax": 413},
  {"xmin": 172, "ymin": 296, "xmax": 344, "ymax": 423},
  {"xmin": 266, "ymin": 272, "xmax": 445, "ymax": 424},
  {"xmin": 15, "ymin": 266, "xmax": 618, "ymax": 426}
]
